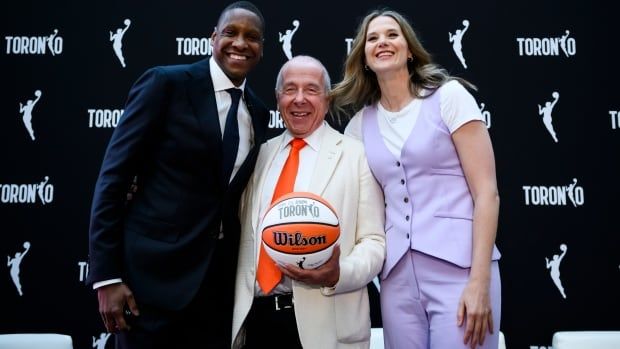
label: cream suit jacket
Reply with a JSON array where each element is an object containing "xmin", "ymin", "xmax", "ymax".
[{"xmin": 232, "ymin": 124, "xmax": 386, "ymax": 349}]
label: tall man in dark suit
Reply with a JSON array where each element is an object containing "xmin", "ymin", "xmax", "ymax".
[{"xmin": 87, "ymin": 2, "xmax": 269, "ymax": 348}]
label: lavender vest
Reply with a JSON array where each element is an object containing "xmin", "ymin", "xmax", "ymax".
[{"xmin": 362, "ymin": 90, "xmax": 501, "ymax": 278}]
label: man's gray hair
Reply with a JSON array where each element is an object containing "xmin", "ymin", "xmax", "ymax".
[{"xmin": 275, "ymin": 55, "xmax": 331, "ymax": 93}]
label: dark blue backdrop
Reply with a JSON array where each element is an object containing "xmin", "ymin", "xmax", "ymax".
[{"xmin": 1, "ymin": 1, "xmax": 618, "ymax": 348}]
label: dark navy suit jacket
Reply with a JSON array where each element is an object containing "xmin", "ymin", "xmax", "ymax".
[{"xmin": 87, "ymin": 58, "xmax": 269, "ymax": 312}]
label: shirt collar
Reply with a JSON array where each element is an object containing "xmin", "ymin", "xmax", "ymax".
[
  {"xmin": 281, "ymin": 121, "xmax": 326, "ymax": 153},
  {"xmin": 209, "ymin": 57, "xmax": 246, "ymax": 93}
]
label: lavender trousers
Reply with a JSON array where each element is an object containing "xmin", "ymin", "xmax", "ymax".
[{"xmin": 380, "ymin": 250, "xmax": 501, "ymax": 349}]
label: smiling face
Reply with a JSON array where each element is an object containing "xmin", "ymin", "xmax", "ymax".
[
  {"xmin": 277, "ymin": 58, "xmax": 329, "ymax": 139},
  {"xmin": 211, "ymin": 8, "xmax": 263, "ymax": 86},
  {"xmin": 364, "ymin": 15, "xmax": 412, "ymax": 77}
]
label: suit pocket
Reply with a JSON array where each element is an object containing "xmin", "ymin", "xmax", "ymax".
[
  {"xmin": 334, "ymin": 291, "xmax": 371, "ymax": 343},
  {"xmin": 434, "ymin": 211, "xmax": 473, "ymax": 221},
  {"xmin": 124, "ymin": 214, "xmax": 180, "ymax": 243},
  {"xmin": 431, "ymin": 168, "xmax": 473, "ymax": 220}
]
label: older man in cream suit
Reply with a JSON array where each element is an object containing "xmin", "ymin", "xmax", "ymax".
[{"xmin": 232, "ymin": 56, "xmax": 386, "ymax": 349}]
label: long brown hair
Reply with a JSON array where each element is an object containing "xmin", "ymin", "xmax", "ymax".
[{"xmin": 331, "ymin": 9, "xmax": 475, "ymax": 119}]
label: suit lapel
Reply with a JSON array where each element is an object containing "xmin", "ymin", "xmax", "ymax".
[
  {"xmin": 245, "ymin": 87, "xmax": 267, "ymax": 147},
  {"xmin": 186, "ymin": 60, "xmax": 223, "ymax": 150},
  {"xmin": 309, "ymin": 125, "xmax": 343, "ymax": 196},
  {"xmin": 185, "ymin": 61, "xmax": 267, "ymax": 191}
]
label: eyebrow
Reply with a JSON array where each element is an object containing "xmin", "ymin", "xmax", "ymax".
[
  {"xmin": 283, "ymin": 82, "xmax": 321, "ymax": 88},
  {"xmin": 367, "ymin": 27, "xmax": 399, "ymax": 36},
  {"xmin": 221, "ymin": 23, "xmax": 261, "ymax": 33}
]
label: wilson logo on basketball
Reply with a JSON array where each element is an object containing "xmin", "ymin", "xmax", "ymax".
[
  {"xmin": 263, "ymin": 222, "xmax": 338, "ymax": 254},
  {"xmin": 272, "ymin": 232, "xmax": 327, "ymax": 246},
  {"xmin": 260, "ymin": 192, "xmax": 340, "ymax": 269}
]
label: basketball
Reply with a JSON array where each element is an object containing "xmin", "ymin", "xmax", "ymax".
[{"xmin": 260, "ymin": 192, "xmax": 339, "ymax": 269}]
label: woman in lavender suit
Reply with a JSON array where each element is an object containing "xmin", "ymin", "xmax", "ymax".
[{"xmin": 331, "ymin": 9, "xmax": 501, "ymax": 349}]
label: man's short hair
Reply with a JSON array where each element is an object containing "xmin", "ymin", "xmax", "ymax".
[{"xmin": 217, "ymin": 1, "xmax": 265, "ymax": 33}]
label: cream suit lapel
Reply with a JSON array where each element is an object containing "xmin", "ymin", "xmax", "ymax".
[
  {"xmin": 309, "ymin": 125, "xmax": 343, "ymax": 196},
  {"xmin": 251, "ymin": 135, "xmax": 287, "ymax": 234}
]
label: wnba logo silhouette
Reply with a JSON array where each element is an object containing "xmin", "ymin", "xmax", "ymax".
[
  {"xmin": 538, "ymin": 91, "xmax": 560, "ymax": 143},
  {"xmin": 7, "ymin": 241, "xmax": 31, "ymax": 296},
  {"xmin": 5, "ymin": 29, "xmax": 63, "ymax": 55},
  {"xmin": 109, "ymin": 19, "xmax": 131, "ymax": 67},
  {"xmin": 479, "ymin": 102, "xmax": 491, "ymax": 129},
  {"xmin": 449, "ymin": 20, "xmax": 470, "ymax": 69},
  {"xmin": 19, "ymin": 90, "xmax": 42, "ymax": 141},
  {"xmin": 92, "ymin": 333, "xmax": 111, "ymax": 349},
  {"xmin": 279, "ymin": 20, "xmax": 300, "ymax": 60},
  {"xmin": 545, "ymin": 244, "xmax": 568, "ymax": 299}
]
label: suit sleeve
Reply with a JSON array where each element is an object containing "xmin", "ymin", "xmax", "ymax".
[
  {"xmin": 87, "ymin": 67, "xmax": 170, "ymax": 285},
  {"xmin": 323, "ymin": 147, "xmax": 386, "ymax": 295}
]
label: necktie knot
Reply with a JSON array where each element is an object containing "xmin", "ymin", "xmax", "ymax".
[
  {"xmin": 290, "ymin": 138, "xmax": 306, "ymax": 151},
  {"xmin": 226, "ymin": 88, "xmax": 242, "ymax": 104}
]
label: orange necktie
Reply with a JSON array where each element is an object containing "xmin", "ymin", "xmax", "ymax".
[{"xmin": 256, "ymin": 138, "xmax": 306, "ymax": 294}]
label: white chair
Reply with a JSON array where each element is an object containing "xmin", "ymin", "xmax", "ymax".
[
  {"xmin": 370, "ymin": 327, "xmax": 384, "ymax": 349},
  {"xmin": 0, "ymin": 333, "xmax": 73, "ymax": 349},
  {"xmin": 552, "ymin": 331, "xmax": 620, "ymax": 349},
  {"xmin": 499, "ymin": 331, "xmax": 506, "ymax": 349},
  {"xmin": 370, "ymin": 328, "xmax": 506, "ymax": 349}
]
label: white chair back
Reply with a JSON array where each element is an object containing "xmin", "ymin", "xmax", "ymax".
[
  {"xmin": 369, "ymin": 328, "xmax": 507, "ymax": 349},
  {"xmin": 499, "ymin": 331, "xmax": 506, "ymax": 349},
  {"xmin": 553, "ymin": 331, "xmax": 620, "ymax": 349},
  {"xmin": 0, "ymin": 333, "xmax": 73, "ymax": 349},
  {"xmin": 370, "ymin": 327, "xmax": 384, "ymax": 349}
]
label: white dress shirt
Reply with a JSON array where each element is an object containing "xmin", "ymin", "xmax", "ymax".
[{"xmin": 210, "ymin": 57, "xmax": 254, "ymax": 181}]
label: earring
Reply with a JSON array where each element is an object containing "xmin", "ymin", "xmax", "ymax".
[
  {"xmin": 364, "ymin": 65, "xmax": 369, "ymax": 71},
  {"xmin": 408, "ymin": 56, "xmax": 414, "ymax": 63}
]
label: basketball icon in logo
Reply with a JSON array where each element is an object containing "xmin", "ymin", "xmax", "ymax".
[{"xmin": 260, "ymin": 192, "xmax": 340, "ymax": 269}]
